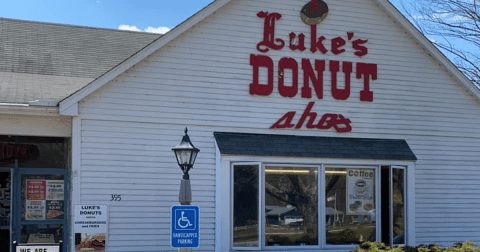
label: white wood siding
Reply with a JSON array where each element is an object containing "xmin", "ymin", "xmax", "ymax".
[{"xmin": 77, "ymin": 0, "xmax": 480, "ymax": 249}]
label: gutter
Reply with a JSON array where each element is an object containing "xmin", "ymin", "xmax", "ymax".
[{"xmin": 0, "ymin": 102, "xmax": 61, "ymax": 117}]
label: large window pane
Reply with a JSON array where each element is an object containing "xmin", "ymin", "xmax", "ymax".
[
  {"xmin": 325, "ymin": 168, "xmax": 376, "ymax": 245},
  {"xmin": 392, "ymin": 168, "xmax": 405, "ymax": 245},
  {"xmin": 265, "ymin": 166, "xmax": 318, "ymax": 246},
  {"xmin": 233, "ymin": 165, "xmax": 259, "ymax": 247}
]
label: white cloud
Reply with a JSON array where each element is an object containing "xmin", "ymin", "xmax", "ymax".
[
  {"xmin": 118, "ymin": 25, "xmax": 142, "ymax": 32},
  {"xmin": 144, "ymin": 26, "xmax": 171, "ymax": 34},
  {"xmin": 118, "ymin": 25, "xmax": 171, "ymax": 34}
]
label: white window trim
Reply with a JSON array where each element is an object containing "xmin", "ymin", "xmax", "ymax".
[{"xmin": 215, "ymin": 149, "xmax": 416, "ymax": 252}]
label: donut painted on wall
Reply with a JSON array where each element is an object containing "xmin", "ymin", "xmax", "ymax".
[{"xmin": 300, "ymin": 0, "xmax": 329, "ymax": 25}]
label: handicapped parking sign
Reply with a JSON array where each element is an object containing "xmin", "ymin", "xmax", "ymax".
[{"xmin": 171, "ymin": 205, "xmax": 200, "ymax": 248}]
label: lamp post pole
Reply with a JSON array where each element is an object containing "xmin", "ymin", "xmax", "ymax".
[{"xmin": 172, "ymin": 128, "xmax": 199, "ymax": 252}]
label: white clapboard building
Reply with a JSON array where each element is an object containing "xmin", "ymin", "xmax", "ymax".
[{"xmin": 1, "ymin": 0, "xmax": 480, "ymax": 251}]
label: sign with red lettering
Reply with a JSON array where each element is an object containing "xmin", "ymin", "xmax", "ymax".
[
  {"xmin": 26, "ymin": 180, "xmax": 46, "ymax": 200},
  {"xmin": 0, "ymin": 144, "xmax": 40, "ymax": 161},
  {"xmin": 250, "ymin": 1, "xmax": 379, "ymax": 133}
]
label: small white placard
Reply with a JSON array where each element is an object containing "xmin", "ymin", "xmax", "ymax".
[{"xmin": 16, "ymin": 244, "xmax": 59, "ymax": 252}]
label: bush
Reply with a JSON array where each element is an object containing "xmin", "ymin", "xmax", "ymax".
[{"xmin": 352, "ymin": 241, "xmax": 480, "ymax": 252}]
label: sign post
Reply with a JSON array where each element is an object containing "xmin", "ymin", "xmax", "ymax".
[{"xmin": 171, "ymin": 205, "xmax": 199, "ymax": 249}]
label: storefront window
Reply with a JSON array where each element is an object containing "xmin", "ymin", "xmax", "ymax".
[
  {"xmin": 325, "ymin": 168, "xmax": 376, "ymax": 245},
  {"xmin": 265, "ymin": 166, "xmax": 318, "ymax": 246},
  {"xmin": 233, "ymin": 165, "xmax": 259, "ymax": 247},
  {"xmin": 232, "ymin": 163, "xmax": 404, "ymax": 249}
]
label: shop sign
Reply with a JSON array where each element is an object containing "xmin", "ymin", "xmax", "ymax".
[
  {"xmin": 0, "ymin": 144, "xmax": 39, "ymax": 162},
  {"xmin": 250, "ymin": 1, "xmax": 378, "ymax": 133},
  {"xmin": 346, "ymin": 169, "xmax": 374, "ymax": 215},
  {"xmin": 171, "ymin": 205, "xmax": 200, "ymax": 248},
  {"xmin": 74, "ymin": 204, "xmax": 107, "ymax": 252}
]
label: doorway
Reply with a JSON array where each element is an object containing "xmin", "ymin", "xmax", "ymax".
[
  {"xmin": 381, "ymin": 166, "xmax": 406, "ymax": 246},
  {"xmin": 0, "ymin": 170, "xmax": 12, "ymax": 251},
  {"xmin": 1, "ymin": 135, "xmax": 69, "ymax": 252}
]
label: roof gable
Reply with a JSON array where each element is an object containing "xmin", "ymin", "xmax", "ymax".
[{"xmin": 59, "ymin": 0, "xmax": 480, "ymax": 116}]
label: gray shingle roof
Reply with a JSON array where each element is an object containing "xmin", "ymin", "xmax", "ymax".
[
  {"xmin": 214, "ymin": 132, "xmax": 417, "ymax": 161},
  {"xmin": 0, "ymin": 18, "xmax": 160, "ymax": 105}
]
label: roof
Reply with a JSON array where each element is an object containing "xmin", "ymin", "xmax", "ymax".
[
  {"xmin": 214, "ymin": 132, "xmax": 417, "ymax": 161},
  {"xmin": 0, "ymin": 18, "xmax": 160, "ymax": 105},
  {"xmin": 265, "ymin": 206, "xmax": 299, "ymax": 217},
  {"xmin": 59, "ymin": 0, "xmax": 480, "ymax": 117}
]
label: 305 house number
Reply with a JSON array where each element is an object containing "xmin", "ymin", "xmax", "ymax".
[{"xmin": 111, "ymin": 194, "xmax": 121, "ymax": 201}]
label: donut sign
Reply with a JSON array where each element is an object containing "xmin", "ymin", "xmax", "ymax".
[{"xmin": 250, "ymin": 1, "xmax": 378, "ymax": 133}]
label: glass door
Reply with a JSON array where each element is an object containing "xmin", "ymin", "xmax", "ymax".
[
  {"xmin": 12, "ymin": 168, "xmax": 69, "ymax": 252},
  {"xmin": 380, "ymin": 166, "xmax": 406, "ymax": 246},
  {"xmin": 0, "ymin": 168, "xmax": 12, "ymax": 252}
]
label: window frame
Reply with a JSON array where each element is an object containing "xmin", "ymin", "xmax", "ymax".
[{"xmin": 222, "ymin": 157, "xmax": 414, "ymax": 251}]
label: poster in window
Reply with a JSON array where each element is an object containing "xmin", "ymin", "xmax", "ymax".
[
  {"xmin": 26, "ymin": 200, "xmax": 46, "ymax": 220},
  {"xmin": 46, "ymin": 200, "xmax": 64, "ymax": 219},
  {"xmin": 46, "ymin": 180, "xmax": 64, "ymax": 200},
  {"xmin": 346, "ymin": 169, "xmax": 374, "ymax": 215},
  {"xmin": 26, "ymin": 180, "xmax": 46, "ymax": 200}
]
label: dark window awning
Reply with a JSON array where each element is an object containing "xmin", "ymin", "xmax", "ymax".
[{"xmin": 214, "ymin": 132, "xmax": 417, "ymax": 161}]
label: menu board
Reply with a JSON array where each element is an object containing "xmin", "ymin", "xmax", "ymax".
[
  {"xmin": 346, "ymin": 169, "xmax": 374, "ymax": 215},
  {"xmin": 25, "ymin": 179, "xmax": 65, "ymax": 220}
]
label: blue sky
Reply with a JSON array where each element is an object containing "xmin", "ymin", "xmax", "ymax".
[
  {"xmin": 1, "ymin": 0, "xmax": 216, "ymax": 34},
  {"xmin": 1, "ymin": 0, "xmax": 405, "ymax": 34}
]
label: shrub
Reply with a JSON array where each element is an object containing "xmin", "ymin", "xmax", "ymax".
[{"xmin": 352, "ymin": 241, "xmax": 480, "ymax": 252}]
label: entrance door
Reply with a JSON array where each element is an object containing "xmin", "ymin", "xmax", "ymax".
[
  {"xmin": 11, "ymin": 168, "xmax": 69, "ymax": 252},
  {"xmin": 381, "ymin": 166, "xmax": 406, "ymax": 246},
  {"xmin": 0, "ymin": 169, "xmax": 12, "ymax": 251}
]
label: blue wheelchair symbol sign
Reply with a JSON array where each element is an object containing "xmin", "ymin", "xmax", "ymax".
[{"xmin": 171, "ymin": 206, "xmax": 199, "ymax": 248}]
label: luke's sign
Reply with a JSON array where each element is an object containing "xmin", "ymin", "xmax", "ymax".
[{"xmin": 250, "ymin": 1, "xmax": 378, "ymax": 133}]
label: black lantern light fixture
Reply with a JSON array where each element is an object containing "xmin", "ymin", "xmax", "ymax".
[{"xmin": 172, "ymin": 128, "xmax": 200, "ymax": 180}]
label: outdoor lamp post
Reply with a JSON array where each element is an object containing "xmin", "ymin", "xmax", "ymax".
[{"xmin": 172, "ymin": 128, "xmax": 200, "ymax": 205}]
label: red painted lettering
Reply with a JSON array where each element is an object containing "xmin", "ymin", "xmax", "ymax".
[
  {"xmin": 256, "ymin": 12, "xmax": 285, "ymax": 53},
  {"xmin": 357, "ymin": 63, "xmax": 377, "ymax": 102},
  {"xmin": 317, "ymin": 114, "xmax": 352, "ymax": 132},
  {"xmin": 331, "ymin": 37, "xmax": 346, "ymax": 55},
  {"xmin": 278, "ymin": 58, "xmax": 299, "ymax": 98},
  {"xmin": 310, "ymin": 25, "xmax": 328, "ymax": 54},
  {"xmin": 295, "ymin": 102, "xmax": 317, "ymax": 129},
  {"xmin": 270, "ymin": 102, "xmax": 352, "ymax": 133},
  {"xmin": 250, "ymin": 54, "xmax": 274, "ymax": 96},
  {"xmin": 270, "ymin": 112, "xmax": 296, "ymax": 129},
  {"xmin": 353, "ymin": 39, "xmax": 369, "ymax": 57},
  {"xmin": 289, "ymin": 32, "xmax": 306, "ymax": 51},
  {"xmin": 301, "ymin": 59, "xmax": 325, "ymax": 99},
  {"xmin": 331, "ymin": 61, "xmax": 352, "ymax": 100}
]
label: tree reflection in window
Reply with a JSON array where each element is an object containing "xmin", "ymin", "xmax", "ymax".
[{"xmin": 264, "ymin": 167, "xmax": 318, "ymax": 246}]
